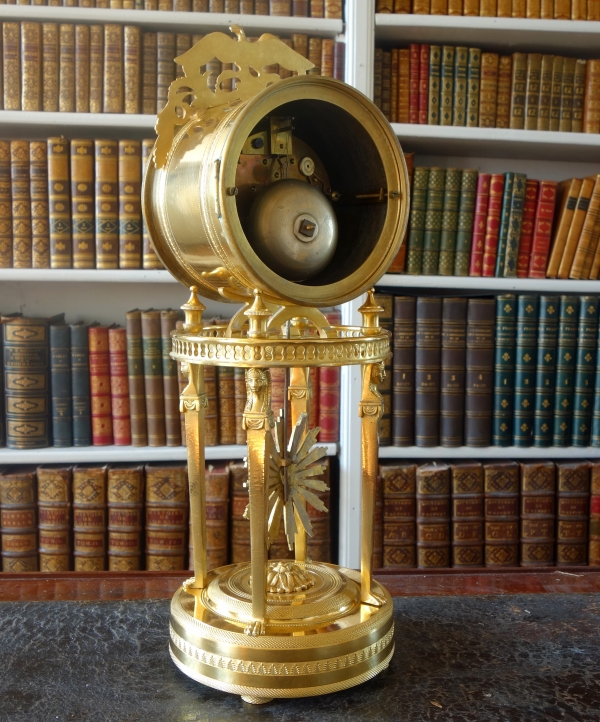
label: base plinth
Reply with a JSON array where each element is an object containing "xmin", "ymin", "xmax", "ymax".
[{"xmin": 169, "ymin": 562, "xmax": 394, "ymax": 702}]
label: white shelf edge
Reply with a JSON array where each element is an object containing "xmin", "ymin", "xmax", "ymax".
[
  {"xmin": 0, "ymin": 269, "xmax": 179, "ymax": 283},
  {"xmin": 378, "ymin": 273, "xmax": 600, "ymax": 293},
  {"xmin": 379, "ymin": 446, "xmax": 600, "ymax": 459},
  {"xmin": 0, "ymin": 110, "xmax": 155, "ymax": 139},
  {"xmin": 0, "ymin": 6, "xmax": 343, "ymax": 36}
]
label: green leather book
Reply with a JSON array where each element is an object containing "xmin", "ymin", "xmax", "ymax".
[
  {"xmin": 405, "ymin": 167, "xmax": 430, "ymax": 275},
  {"xmin": 533, "ymin": 296, "xmax": 559, "ymax": 448},
  {"xmin": 591, "ymin": 321, "xmax": 600, "ymax": 447},
  {"xmin": 502, "ymin": 173, "xmax": 527, "ymax": 278},
  {"xmin": 513, "ymin": 295, "xmax": 538, "ymax": 447},
  {"xmin": 440, "ymin": 45, "xmax": 454, "ymax": 126},
  {"xmin": 428, "ymin": 45, "xmax": 441, "ymax": 126},
  {"xmin": 493, "ymin": 172, "xmax": 514, "ymax": 277},
  {"xmin": 553, "ymin": 296, "xmax": 580, "ymax": 447},
  {"xmin": 422, "ymin": 167, "xmax": 446, "ymax": 275},
  {"xmin": 492, "ymin": 294, "xmax": 516, "ymax": 447},
  {"xmin": 49, "ymin": 322, "xmax": 73, "ymax": 448},
  {"xmin": 466, "ymin": 47, "xmax": 481, "ymax": 128},
  {"xmin": 452, "ymin": 46, "xmax": 468, "ymax": 127},
  {"xmin": 454, "ymin": 169, "xmax": 478, "ymax": 276},
  {"xmin": 438, "ymin": 168, "xmax": 462, "ymax": 276},
  {"xmin": 572, "ymin": 296, "xmax": 598, "ymax": 447}
]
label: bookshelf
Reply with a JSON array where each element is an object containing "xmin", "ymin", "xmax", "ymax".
[
  {"xmin": 379, "ymin": 274, "xmax": 600, "ymax": 293},
  {"xmin": 0, "ymin": 111, "xmax": 155, "ymax": 140},
  {"xmin": 379, "ymin": 445, "xmax": 600, "ymax": 459}
]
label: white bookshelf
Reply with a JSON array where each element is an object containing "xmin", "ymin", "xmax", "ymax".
[
  {"xmin": 377, "ymin": 274, "xmax": 600, "ymax": 294},
  {"xmin": 379, "ymin": 446, "xmax": 600, "ymax": 459},
  {"xmin": 0, "ymin": 111, "xmax": 155, "ymax": 141},
  {"xmin": 0, "ymin": 269, "xmax": 176, "ymax": 283}
]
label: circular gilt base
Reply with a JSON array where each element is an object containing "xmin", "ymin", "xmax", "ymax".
[{"xmin": 169, "ymin": 562, "xmax": 394, "ymax": 702}]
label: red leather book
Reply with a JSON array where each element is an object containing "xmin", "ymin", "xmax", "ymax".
[
  {"xmin": 318, "ymin": 309, "xmax": 341, "ymax": 443},
  {"xmin": 468, "ymin": 173, "xmax": 491, "ymax": 276},
  {"xmin": 590, "ymin": 462, "xmax": 600, "ymax": 566},
  {"xmin": 516, "ymin": 179, "xmax": 540, "ymax": 278},
  {"xmin": 88, "ymin": 325, "xmax": 113, "ymax": 446},
  {"xmin": 108, "ymin": 326, "xmax": 131, "ymax": 446},
  {"xmin": 409, "ymin": 44, "xmax": 420, "ymax": 124},
  {"xmin": 481, "ymin": 174, "xmax": 505, "ymax": 277},
  {"xmin": 418, "ymin": 44, "xmax": 430, "ymax": 125},
  {"xmin": 528, "ymin": 180, "xmax": 558, "ymax": 278}
]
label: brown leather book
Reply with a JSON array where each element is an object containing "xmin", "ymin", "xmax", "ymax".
[
  {"xmin": 307, "ymin": 458, "xmax": 331, "ymax": 563},
  {"xmin": 74, "ymin": 24, "xmax": 89, "ymax": 113},
  {"xmin": 546, "ymin": 178, "xmax": 583, "ymax": 279},
  {"xmin": 478, "ymin": 53, "xmax": 498, "ymax": 128},
  {"xmin": 104, "ymin": 24, "xmax": 123, "ymax": 113},
  {"xmin": 0, "ymin": 467, "xmax": 38, "ymax": 572},
  {"xmin": 537, "ymin": 54, "xmax": 553, "ymax": 131},
  {"xmin": 107, "ymin": 464, "xmax": 144, "ymax": 571},
  {"xmin": 124, "ymin": 25, "xmax": 141, "ymax": 115},
  {"xmin": 126, "ymin": 310, "xmax": 148, "ymax": 446},
  {"xmin": 557, "ymin": 176, "xmax": 596, "ymax": 279},
  {"xmin": 509, "ymin": 52, "xmax": 527, "ymax": 130},
  {"xmin": 89, "ymin": 325, "xmax": 113, "ymax": 445},
  {"xmin": 141, "ymin": 140, "xmax": 162, "ymax": 269},
  {"xmin": 308, "ymin": 37, "xmax": 323, "ymax": 75},
  {"xmin": 392, "ymin": 296, "xmax": 416, "ymax": 446},
  {"xmin": 512, "ymin": 0, "xmax": 526, "ymax": 14},
  {"xmin": 556, "ymin": 461, "xmax": 590, "ymax": 566},
  {"xmin": 30, "ymin": 141, "xmax": 50, "ymax": 269},
  {"xmin": 217, "ymin": 367, "xmax": 236, "ymax": 445},
  {"xmin": 524, "ymin": 53, "xmax": 542, "ymax": 130},
  {"xmin": 374, "ymin": 293, "xmax": 393, "ymax": 446},
  {"xmin": 572, "ymin": 59, "xmax": 587, "ymax": 134},
  {"xmin": 205, "ymin": 365, "xmax": 219, "ymax": 446},
  {"xmin": 416, "ymin": 463, "xmax": 450, "ymax": 568},
  {"xmin": 42, "ymin": 23, "xmax": 59, "ymax": 112},
  {"xmin": 157, "ymin": 32, "xmax": 175, "ymax": 113},
  {"xmin": 37, "ymin": 465, "xmax": 72, "ymax": 572},
  {"xmin": 70, "ymin": 139, "xmax": 95, "ymax": 269},
  {"xmin": 590, "ymin": 462, "xmax": 600, "ymax": 566},
  {"xmin": 73, "ymin": 464, "xmax": 107, "ymax": 571},
  {"xmin": 484, "ymin": 460, "xmax": 519, "ymax": 567},
  {"xmin": 141, "ymin": 310, "xmax": 166, "ymax": 447},
  {"xmin": 160, "ymin": 310, "xmax": 181, "ymax": 447},
  {"xmin": 584, "ymin": 59, "xmax": 600, "ymax": 135},
  {"xmin": 119, "ymin": 140, "xmax": 142, "ymax": 269},
  {"xmin": 321, "ymin": 38, "xmax": 335, "ymax": 79},
  {"xmin": 176, "ymin": 35, "xmax": 191, "ymax": 80},
  {"xmin": 554, "ymin": 0, "xmax": 570, "ymax": 16},
  {"xmin": 495, "ymin": 56, "xmax": 512, "ymax": 129},
  {"xmin": 108, "ymin": 327, "xmax": 131, "ymax": 446},
  {"xmin": 549, "ymin": 56, "xmax": 564, "ymax": 132},
  {"xmin": 89, "ymin": 25, "xmax": 103, "ymax": 114},
  {"xmin": 559, "ymin": 57, "xmax": 576, "ymax": 133},
  {"xmin": 465, "ymin": 298, "xmax": 495, "ymax": 447},
  {"xmin": 95, "ymin": 139, "xmax": 119, "ymax": 269},
  {"xmin": 48, "ymin": 137, "xmax": 72, "ymax": 269},
  {"xmin": 415, "ymin": 297, "xmax": 442, "ymax": 447},
  {"xmin": 440, "ymin": 298, "xmax": 467, "ymax": 447},
  {"xmin": 381, "ymin": 462, "xmax": 416, "ymax": 568},
  {"xmin": 373, "ymin": 470, "xmax": 383, "ymax": 569},
  {"xmin": 59, "ymin": 24, "xmax": 75, "ymax": 112},
  {"xmin": 570, "ymin": 175, "xmax": 600, "ymax": 280},
  {"xmin": 325, "ymin": 0, "xmax": 342, "ymax": 15},
  {"xmin": 526, "ymin": 0, "xmax": 540, "ymax": 14},
  {"xmin": 189, "ymin": 464, "xmax": 230, "ymax": 570},
  {"xmin": 3, "ymin": 23, "xmax": 21, "ymax": 110},
  {"xmin": 234, "ymin": 368, "xmax": 247, "ymax": 446},
  {"xmin": 229, "ymin": 461, "xmax": 250, "ymax": 564},
  {"xmin": 146, "ymin": 462, "xmax": 188, "ymax": 570},
  {"xmin": 292, "ymin": 33, "xmax": 309, "ymax": 60},
  {"xmin": 21, "ymin": 22, "xmax": 41, "ymax": 111},
  {"xmin": 520, "ymin": 461, "xmax": 555, "ymax": 566},
  {"xmin": 0, "ymin": 142, "xmax": 11, "ymax": 269},
  {"xmin": 142, "ymin": 33, "xmax": 157, "ymax": 115},
  {"xmin": 452, "ymin": 462, "xmax": 484, "ymax": 567},
  {"xmin": 11, "ymin": 140, "xmax": 32, "ymax": 269}
]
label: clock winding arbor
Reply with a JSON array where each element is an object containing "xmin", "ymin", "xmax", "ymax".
[{"xmin": 143, "ymin": 26, "xmax": 409, "ymax": 704}]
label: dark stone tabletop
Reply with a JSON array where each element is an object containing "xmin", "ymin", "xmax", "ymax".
[{"xmin": 1, "ymin": 594, "xmax": 599, "ymax": 722}]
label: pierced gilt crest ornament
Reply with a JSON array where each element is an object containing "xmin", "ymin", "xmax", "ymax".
[{"xmin": 143, "ymin": 25, "xmax": 410, "ymax": 705}]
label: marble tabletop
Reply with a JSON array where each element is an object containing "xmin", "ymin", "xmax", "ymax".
[{"xmin": 1, "ymin": 593, "xmax": 599, "ymax": 722}]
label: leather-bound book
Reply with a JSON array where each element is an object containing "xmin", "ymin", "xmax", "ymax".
[
  {"xmin": 416, "ymin": 463, "xmax": 450, "ymax": 568},
  {"xmin": 374, "ymin": 293, "xmax": 393, "ymax": 446},
  {"xmin": 493, "ymin": 294, "xmax": 516, "ymax": 446},
  {"xmin": 190, "ymin": 464, "xmax": 230, "ymax": 569},
  {"xmin": 422, "ymin": 167, "xmax": 446, "ymax": 275},
  {"xmin": 448, "ymin": 0, "xmax": 463, "ymax": 12},
  {"xmin": 589, "ymin": 0, "xmax": 600, "ymax": 19},
  {"xmin": 204, "ymin": 365, "xmax": 219, "ymax": 446},
  {"xmin": 73, "ymin": 464, "xmax": 107, "ymax": 571},
  {"xmin": 3, "ymin": 23, "xmax": 21, "ymax": 110},
  {"xmin": 306, "ymin": 458, "xmax": 331, "ymax": 563},
  {"xmin": 512, "ymin": 0, "xmax": 526, "ymax": 17},
  {"xmin": 142, "ymin": 33, "xmax": 157, "ymax": 115},
  {"xmin": 175, "ymin": 0, "xmax": 192, "ymax": 8},
  {"xmin": 557, "ymin": 176, "xmax": 596, "ymax": 279},
  {"xmin": 37, "ymin": 465, "xmax": 72, "ymax": 571},
  {"xmin": 308, "ymin": 38, "xmax": 323, "ymax": 76},
  {"xmin": 234, "ymin": 368, "xmax": 247, "ymax": 446},
  {"xmin": 270, "ymin": 367, "xmax": 285, "ymax": 420},
  {"xmin": 537, "ymin": 54, "xmax": 553, "ymax": 131},
  {"xmin": 333, "ymin": 40, "xmax": 345, "ymax": 81},
  {"xmin": 427, "ymin": 45, "xmax": 441, "ymax": 125},
  {"xmin": 217, "ymin": 367, "xmax": 237, "ymax": 445},
  {"xmin": 484, "ymin": 460, "xmax": 519, "ymax": 567},
  {"xmin": 145, "ymin": 463, "xmax": 188, "ymax": 570},
  {"xmin": 70, "ymin": 322, "xmax": 92, "ymax": 447},
  {"xmin": 593, "ymin": 328, "xmax": 600, "ymax": 446},
  {"xmin": 452, "ymin": 46, "xmax": 468, "ymax": 126},
  {"xmin": 452, "ymin": 462, "xmax": 484, "ymax": 567},
  {"xmin": 526, "ymin": 0, "xmax": 540, "ymax": 14},
  {"xmin": 89, "ymin": 25, "xmax": 103, "ymax": 114},
  {"xmin": 466, "ymin": 47, "xmax": 481, "ymax": 128},
  {"xmin": 481, "ymin": 173, "xmax": 505, "ymax": 277},
  {"xmin": 103, "ymin": 25, "xmax": 123, "ymax": 113},
  {"xmin": 501, "ymin": 174, "xmax": 527, "ymax": 278},
  {"xmin": 372, "ymin": 470, "xmax": 383, "ymax": 569},
  {"xmin": 468, "ymin": 172, "xmax": 490, "ymax": 276},
  {"xmin": 392, "ymin": 296, "xmax": 416, "ymax": 447},
  {"xmin": 546, "ymin": 178, "xmax": 582, "ymax": 278},
  {"xmin": 42, "ymin": 23, "xmax": 59, "ymax": 112},
  {"xmin": 465, "ymin": 297, "xmax": 495, "ymax": 447},
  {"xmin": 438, "ymin": 168, "xmax": 461, "ymax": 275},
  {"xmin": 533, "ymin": 296, "xmax": 559, "ymax": 448},
  {"xmin": 589, "ymin": 463, "xmax": 600, "ymax": 565},
  {"xmin": 553, "ymin": 296, "xmax": 579, "ymax": 446},
  {"xmin": 118, "ymin": 140, "xmax": 142, "ymax": 269},
  {"xmin": 556, "ymin": 461, "xmax": 589, "ymax": 566},
  {"xmin": 478, "ymin": 53, "xmax": 498, "ymax": 128},
  {"xmin": 572, "ymin": 59, "xmax": 587, "ymax": 134},
  {"xmin": 193, "ymin": 0, "xmax": 210, "ymax": 8},
  {"xmin": 89, "ymin": 325, "xmax": 113, "ymax": 446},
  {"xmin": 572, "ymin": 297, "xmax": 598, "ymax": 447},
  {"xmin": 94, "ymin": 139, "xmax": 119, "ymax": 269},
  {"xmin": 160, "ymin": 310, "xmax": 181, "ymax": 447},
  {"xmin": 463, "ymin": 0, "xmax": 479, "ymax": 13},
  {"xmin": 229, "ymin": 461, "xmax": 250, "ymax": 563},
  {"xmin": 321, "ymin": 38, "xmax": 335, "ymax": 79},
  {"xmin": 4, "ymin": 316, "xmax": 55, "ymax": 449},
  {"xmin": 520, "ymin": 461, "xmax": 555, "ymax": 566},
  {"xmin": 156, "ymin": 33, "xmax": 175, "ymax": 113},
  {"xmin": 70, "ymin": 139, "xmax": 95, "ymax": 269},
  {"xmin": 513, "ymin": 295, "xmax": 538, "ymax": 446},
  {"xmin": 570, "ymin": 175, "xmax": 600, "ymax": 280},
  {"xmin": 0, "ymin": 467, "xmax": 38, "ymax": 572},
  {"xmin": 516, "ymin": 180, "xmax": 540, "ymax": 278},
  {"xmin": 528, "ymin": 180, "xmax": 558, "ymax": 278},
  {"xmin": 74, "ymin": 24, "xmax": 89, "ymax": 113},
  {"xmin": 21, "ymin": 22, "xmax": 41, "ymax": 111},
  {"xmin": 0, "ymin": 142, "xmax": 11, "ymax": 268},
  {"xmin": 405, "ymin": 166, "xmax": 429, "ymax": 274},
  {"xmin": 415, "ymin": 297, "xmax": 442, "ymax": 447},
  {"xmin": 509, "ymin": 52, "xmax": 527, "ymax": 130},
  {"xmin": 496, "ymin": 56, "xmax": 512, "ymax": 129},
  {"xmin": 454, "ymin": 168, "xmax": 478, "ymax": 276},
  {"xmin": 324, "ymin": 0, "xmax": 342, "ymax": 16},
  {"xmin": 380, "ymin": 50, "xmax": 391, "ymax": 120},
  {"xmin": 318, "ymin": 365, "xmax": 340, "ymax": 443},
  {"xmin": 124, "ymin": 25, "xmax": 141, "ymax": 115},
  {"xmin": 50, "ymin": 322, "xmax": 72, "ymax": 447},
  {"xmin": 311, "ymin": 0, "xmax": 325, "ymax": 14},
  {"xmin": 493, "ymin": 173, "xmax": 514, "ymax": 277},
  {"xmin": 559, "ymin": 56, "xmax": 576, "ymax": 133},
  {"xmin": 11, "ymin": 140, "xmax": 32, "ymax": 269},
  {"xmin": 584, "ymin": 60, "xmax": 600, "ymax": 134},
  {"xmin": 292, "ymin": 33, "xmax": 309, "ymax": 60},
  {"xmin": 524, "ymin": 54, "xmax": 542, "ymax": 130},
  {"xmin": 48, "ymin": 137, "xmax": 72, "ymax": 269},
  {"xmin": 108, "ymin": 327, "xmax": 131, "ymax": 446},
  {"xmin": 58, "ymin": 23, "xmax": 75, "ymax": 112},
  {"xmin": 142, "ymin": 140, "xmax": 162, "ymax": 269},
  {"xmin": 141, "ymin": 310, "xmax": 166, "ymax": 447},
  {"xmin": 440, "ymin": 297, "xmax": 466, "ymax": 447},
  {"xmin": 107, "ymin": 464, "xmax": 144, "ymax": 571},
  {"xmin": 408, "ymin": 44, "xmax": 419, "ymax": 124},
  {"xmin": 418, "ymin": 45, "xmax": 429, "ymax": 125},
  {"xmin": 381, "ymin": 462, "xmax": 416, "ymax": 568},
  {"xmin": 388, "ymin": 151, "xmax": 414, "ymax": 273},
  {"xmin": 30, "ymin": 141, "xmax": 50, "ymax": 269},
  {"xmin": 549, "ymin": 56, "xmax": 564, "ymax": 131}
]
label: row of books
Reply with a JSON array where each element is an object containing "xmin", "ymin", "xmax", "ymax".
[
  {"xmin": 0, "ymin": 459, "xmax": 333, "ymax": 572},
  {"xmin": 0, "ymin": 308, "xmax": 341, "ymax": 449},
  {"xmin": 374, "ymin": 293, "xmax": 600, "ymax": 449},
  {"xmin": 1, "ymin": 22, "xmax": 345, "ymax": 115},
  {"xmin": 377, "ymin": 460, "xmax": 600, "ymax": 569},
  {"xmin": 376, "ymin": 0, "xmax": 600, "ymax": 19},
  {"xmin": 0, "ymin": 0, "xmax": 343, "ymax": 16},
  {"xmin": 374, "ymin": 45, "xmax": 600, "ymax": 134}
]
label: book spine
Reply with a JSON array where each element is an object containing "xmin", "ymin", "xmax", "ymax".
[
  {"xmin": 478, "ymin": 52, "xmax": 498, "ymax": 127},
  {"xmin": 493, "ymin": 174, "xmax": 515, "ymax": 277},
  {"xmin": 50, "ymin": 324, "xmax": 72, "ymax": 447},
  {"xmin": 30, "ymin": 141, "xmax": 50, "ymax": 269},
  {"xmin": 556, "ymin": 462, "xmax": 590, "ymax": 566},
  {"xmin": 484, "ymin": 461, "xmax": 519, "ymax": 567},
  {"xmin": 547, "ymin": 179, "xmax": 582, "ymax": 278},
  {"xmin": 200, "ymin": 464, "xmax": 230, "ymax": 568},
  {"xmin": 524, "ymin": 53, "xmax": 542, "ymax": 130},
  {"xmin": 418, "ymin": 44, "xmax": 429, "ymax": 125},
  {"xmin": 318, "ymin": 366, "xmax": 340, "ymax": 442},
  {"xmin": 381, "ymin": 51, "xmax": 391, "ymax": 120},
  {"xmin": 94, "ymin": 139, "xmax": 118, "ymax": 269},
  {"xmin": 126, "ymin": 311, "xmax": 148, "ymax": 446},
  {"xmin": 465, "ymin": 298, "xmax": 495, "ymax": 447},
  {"xmin": 558, "ymin": 177, "xmax": 596, "ymax": 279},
  {"xmin": 416, "ymin": 464, "xmax": 450, "ymax": 568},
  {"xmin": 89, "ymin": 25, "xmax": 103, "ymax": 114},
  {"xmin": 427, "ymin": 45, "xmax": 441, "ymax": 125},
  {"xmin": 405, "ymin": 166, "xmax": 429, "ymax": 274},
  {"xmin": 48, "ymin": 137, "xmax": 72, "ymax": 268},
  {"xmin": 592, "ymin": 325, "xmax": 600, "ymax": 446},
  {"xmin": 11, "ymin": 140, "xmax": 32, "ymax": 269},
  {"xmin": 234, "ymin": 367, "xmax": 247, "ymax": 445},
  {"xmin": 124, "ymin": 25, "xmax": 141, "ymax": 116},
  {"xmin": 520, "ymin": 461, "xmax": 555, "ymax": 566},
  {"xmin": 466, "ymin": 47, "xmax": 481, "ymax": 127},
  {"xmin": 464, "ymin": 0, "xmax": 480, "ymax": 13},
  {"xmin": 204, "ymin": 365, "xmax": 219, "ymax": 446},
  {"xmin": 103, "ymin": 24, "xmax": 123, "ymax": 113},
  {"xmin": 516, "ymin": 179, "xmax": 540, "ymax": 278},
  {"xmin": 70, "ymin": 324, "xmax": 91, "ymax": 447},
  {"xmin": 216, "ymin": 366, "xmax": 236, "ymax": 445},
  {"xmin": 590, "ymin": 463, "xmax": 600, "ymax": 565},
  {"xmin": 452, "ymin": 46, "xmax": 468, "ymax": 126},
  {"xmin": 513, "ymin": 294, "xmax": 539, "ymax": 446},
  {"xmin": 481, "ymin": 173, "xmax": 505, "ymax": 277},
  {"xmin": 572, "ymin": 58, "xmax": 587, "ymax": 133},
  {"xmin": 229, "ymin": 462, "xmax": 250, "ymax": 563},
  {"xmin": 321, "ymin": 38, "xmax": 334, "ymax": 79},
  {"xmin": 493, "ymin": 294, "xmax": 516, "ymax": 446},
  {"xmin": 42, "ymin": 23, "xmax": 59, "ymax": 112},
  {"xmin": 21, "ymin": 21, "xmax": 41, "ymax": 111},
  {"xmin": 59, "ymin": 23, "xmax": 75, "ymax": 112},
  {"xmin": 89, "ymin": 326, "xmax": 113, "ymax": 446},
  {"xmin": 160, "ymin": 310, "xmax": 181, "ymax": 447},
  {"xmin": 0, "ymin": 142, "xmax": 11, "ymax": 269},
  {"xmin": 448, "ymin": 0, "xmax": 463, "ymax": 11},
  {"xmin": 533, "ymin": 296, "xmax": 559, "ymax": 448},
  {"xmin": 439, "ymin": 45, "xmax": 454, "ymax": 126},
  {"xmin": 70, "ymin": 139, "xmax": 94, "ymax": 269},
  {"xmin": 107, "ymin": 465, "xmax": 144, "ymax": 570},
  {"xmin": 438, "ymin": 168, "xmax": 462, "ymax": 275},
  {"xmin": 0, "ymin": 470, "xmax": 38, "ymax": 571},
  {"xmin": 537, "ymin": 53, "xmax": 553, "ymax": 131},
  {"xmin": 468, "ymin": 172, "xmax": 490, "ymax": 276},
  {"xmin": 142, "ymin": 140, "xmax": 162, "ymax": 269},
  {"xmin": 526, "ymin": 0, "xmax": 541, "ymax": 12},
  {"xmin": 440, "ymin": 297, "xmax": 467, "ymax": 447},
  {"xmin": 3, "ymin": 23, "xmax": 21, "ymax": 110},
  {"xmin": 549, "ymin": 55, "xmax": 564, "ymax": 132},
  {"xmin": 333, "ymin": 40, "xmax": 345, "ymax": 81},
  {"xmin": 572, "ymin": 297, "xmax": 598, "ymax": 447},
  {"xmin": 409, "ymin": 44, "xmax": 419, "ymax": 124},
  {"xmin": 74, "ymin": 24, "xmax": 89, "ymax": 113},
  {"xmin": 422, "ymin": 167, "xmax": 445, "ymax": 275},
  {"xmin": 502, "ymin": 173, "xmax": 527, "ymax": 278},
  {"xmin": 392, "ymin": 296, "xmax": 416, "ymax": 447},
  {"xmin": 381, "ymin": 463, "xmax": 416, "ymax": 568},
  {"xmin": 73, "ymin": 465, "xmax": 107, "ymax": 570},
  {"xmin": 553, "ymin": 296, "xmax": 580, "ymax": 446},
  {"xmin": 584, "ymin": 59, "xmax": 600, "ymax": 134},
  {"xmin": 559, "ymin": 56, "xmax": 576, "ymax": 133},
  {"xmin": 145, "ymin": 463, "xmax": 188, "ymax": 570},
  {"xmin": 108, "ymin": 327, "xmax": 131, "ymax": 446},
  {"xmin": 589, "ymin": 0, "xmax": 600, "ymax": 18},
  {"xmin": 495, "ymin": 56, "xmax": 512, "ymax": 128},
  {"xmin": 529, "ymin": 180, "xmax": 558, "ymax": 278},
  {"xmin": 374, "ymin": 294, "xmax": 393, "ymax": 447},
  {"xmin": 119, "ymin": 140, "xmax": 142, "ymax": 269},
  {"xmin": 452, "ymin": 462, "xmax": 484, "ymax": 567},
  {"xmin": 142, "ymin": 32, "xmax": 157, "ymax": 115},
  {"xmin": 509, "ymin": 52, "xmax": 527, "ymax": 130},
  {"xmin": 141, "ymin": 310, "xmax": 166, "ymax": 446},
  {"xmin": 415, "ymin": 297, "xmax": 442, "ymax": 447},
  {"xmin": 570, "ymin": 175, "xmax": 600, "ymax": 281},
  {"xmin": 454, "ymin": 168, "xmax": 478, "ymax": 276},
  {"xmin": 37, "ymin": 466, "xmax": 71, "ymax": 571}
]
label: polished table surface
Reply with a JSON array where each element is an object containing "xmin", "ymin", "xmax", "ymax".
[{"xmin": 1, "ymin": 593, "xmax": 600, "ymax": 722}]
